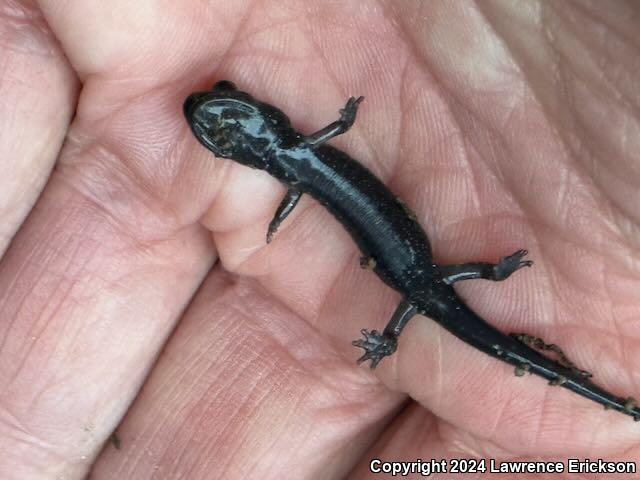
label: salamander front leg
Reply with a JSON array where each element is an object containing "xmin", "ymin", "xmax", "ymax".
[
  {"xmin": 439, "ymin": 249, "xmax": 533, "ymax": 285},
  {"xmin": 305, "ymin": 96, "xmax": 364, "ymax": 146},
  {"xmin": 266, "ymin": 188, "xmax": 302, "ymax": 243},
  {"xmin": 352, "ymin": 299, "xmax": 417, "ymax": 369}
]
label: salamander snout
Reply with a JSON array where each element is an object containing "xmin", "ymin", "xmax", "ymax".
[{"xmin": 183, "ymin": 88, "xmax": 276, "ymax": 168}]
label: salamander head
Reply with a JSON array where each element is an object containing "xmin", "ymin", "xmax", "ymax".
[{"xmin": 184, "ymin": 81, "xmax": 290, "ymax": 169}]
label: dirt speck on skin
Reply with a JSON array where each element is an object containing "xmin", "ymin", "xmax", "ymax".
[
  {"xmin": 110, "ymin": 431, "xmax": 121, "ymax": 449},
  {"xmin": 359, "ymin": 256, "xmax": 376, "ymax": 269}
]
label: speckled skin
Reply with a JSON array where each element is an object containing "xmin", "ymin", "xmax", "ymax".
[{"xmin": 184, "ymin": 81, "xmax": 639, "ymax": 421}]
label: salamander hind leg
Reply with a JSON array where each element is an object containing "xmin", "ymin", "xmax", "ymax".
[
  {"xmin": 352, "ymin": 299, "xmax": 417, "ymax": 369},
  {"xmin": 440, "ymin": 249, "xmax": 533, "ymax": 285}
]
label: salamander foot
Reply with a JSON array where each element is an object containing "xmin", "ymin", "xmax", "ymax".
[
  {"xmin": 493, "ymin": 249, "xmax": 533, "ymax": 280},
  {"xmin": 305, "ymin": 96, "xmax": 365, "ymax": 146},
  {"xmin": 352, "ymin": 329, "xmax": 397, "ymax": 369},
  {"xmin": 339, "ymin": 96, "xmax": 364, "ymax": 131}
]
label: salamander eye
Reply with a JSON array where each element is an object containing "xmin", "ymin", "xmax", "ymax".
[{"xmin": 212, "ymin": 80, "xmax": 237, "ymax": 92}]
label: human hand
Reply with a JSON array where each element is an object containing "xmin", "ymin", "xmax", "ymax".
[{"xmin": 1, "ymin": 1, "xmax": 639, "ymax": 478}]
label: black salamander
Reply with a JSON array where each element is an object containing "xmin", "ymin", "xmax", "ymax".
[{"xmin": 184, "ymin": 80, "xmax": 640, "ymax": 421}]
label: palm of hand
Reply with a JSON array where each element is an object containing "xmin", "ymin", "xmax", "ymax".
[{"xmin": 1, "ymin": 1, "xmax": 639, "ymax": 478}]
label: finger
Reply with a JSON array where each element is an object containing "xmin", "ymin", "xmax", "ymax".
[
  {"xmin": 1, "ymin": 0, "xmax": 261, "ymax": 475},
  {"xmin": 0, "ymin": 157, "xmax": 217, "ymax": 479},
  {"xmin": 90, "ymin": 268, "xmax": 403, "ymax": 479},
  {"xmin": 36, "ymin": 0, "xmax": 248, "ymax": 79},
  {"xmin": 0, "ymin": 0, "xmax": 78, "ymax": 256},
  {"xmin": 0, "ymin": 5, "xmax": 233, "ymax": 478},
  {"xmin": 2, "ymin": 0, "xmax": 266, "ymax": 474}
]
